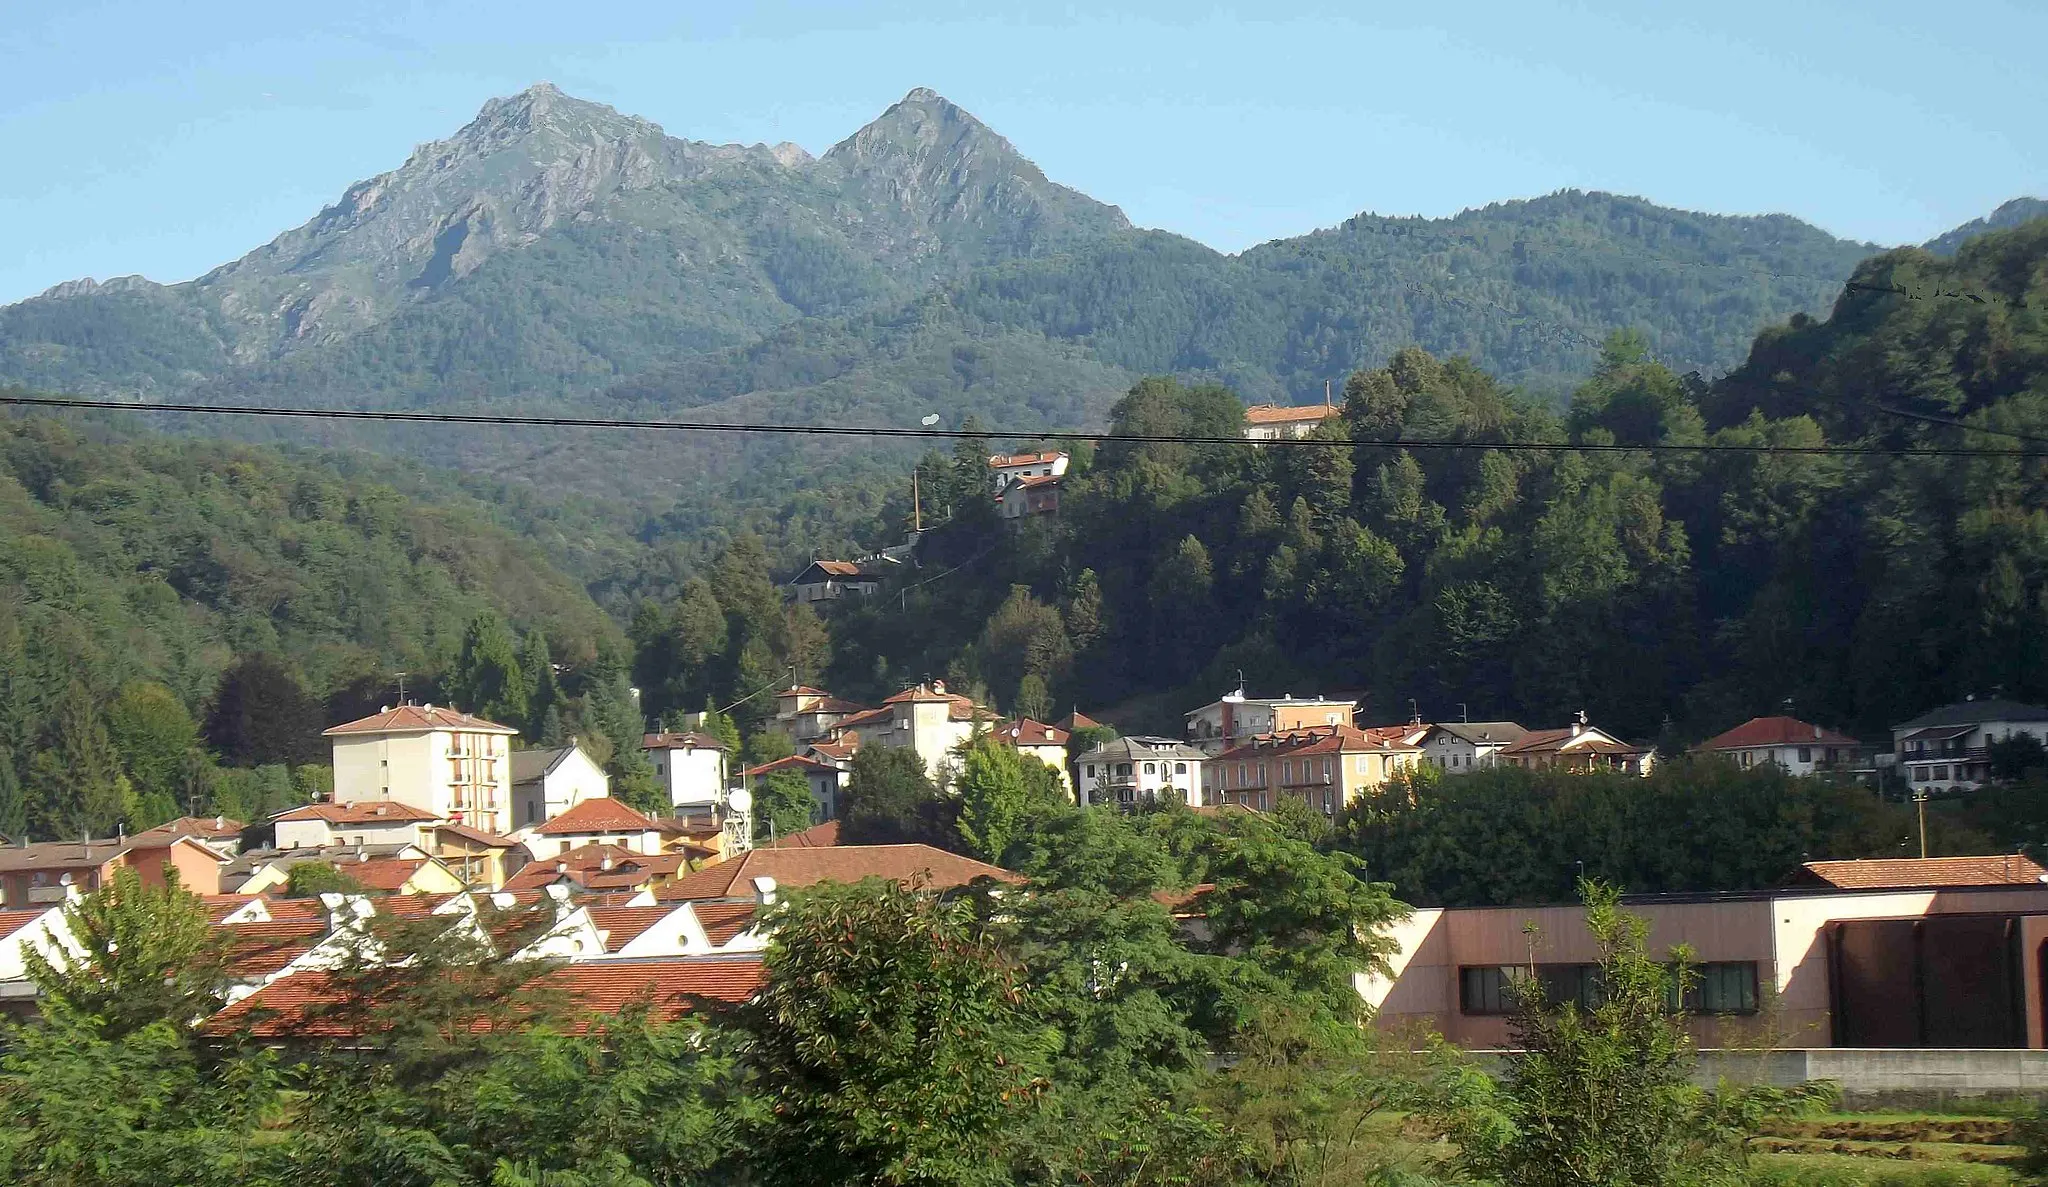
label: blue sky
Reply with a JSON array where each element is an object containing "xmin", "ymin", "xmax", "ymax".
[{"xmin": 2, "ymin": 0, "xmax": 2043, "ymax": 304}]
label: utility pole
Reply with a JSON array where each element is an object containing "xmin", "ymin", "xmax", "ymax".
[
  {"xmin": 1914, "ymin": 787, "xmax": 1930, "ymax": 859},
  {"xmin": 912, "ymin": 467, "xmax": 922, "ymax": 532}
]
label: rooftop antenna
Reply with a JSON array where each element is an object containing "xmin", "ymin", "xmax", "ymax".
[
  {"xmin": 1324, "ymin": 378, "xmax": 1333, "ymax": 408},
  {"xmin": 1458, "ymin": 702, "xmax": 1469, "ymax": 723},
  {"xmin": 395, "ymin": 671, "xmax": 409, "ymax": 705},
  {"xmin": 1408, "ymin": 697, "xmax": 1420, "ymax": 724}
]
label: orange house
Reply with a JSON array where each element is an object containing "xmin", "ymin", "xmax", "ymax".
[{"xmin": 0, "ymin": 835, "xmax": 225, "ymax": 908}]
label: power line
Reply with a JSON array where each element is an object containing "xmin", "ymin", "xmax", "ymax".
[{"xmin": 4, "ymin": 393, "xmax": 2045, "ymax": 459}]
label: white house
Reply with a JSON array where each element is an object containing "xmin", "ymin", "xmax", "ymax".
[
  {"xmin": 1495, "ymin": 713, "xmax": 1655, "ymax": 775},
  {"xmin": 1075, "ymin": 736, "xmax": 1208, "ymax": 809},
  {"xmin": 509, "ymin": 741, "xmax": 611, "ymax": 832},
  {"xmin": 524, "ymin": 798, "xmax": 664, "ymax": 859},
  {"xmin": 644, "ymin": 731, "xmax": 729, "ymax": 816},
  {"xmin": 1417, "ymin": 721, "xmax": 1530, "ymax": 772},
  {"xmin": 271, "ymin": 800, "xmax": 444, "ymax": 850},
  {"xmin": 837, "ymin": 681, "xmax": 994, "ymax": 788},
  {"xmin": 998, "ymin": 475, "xmax": 1063, "ymax": 520},
  {"xmin": 1184, "ymin": 689, "xmax": 1356, "ymax": 757},
  {"xmin": 1695, "ymin": 716, "xmax": 1861, "ymax": 777},
  {"xmin": 988, "ymin": 450, "xmax": 1069, "ymax": 492},
  {"xmin": 789, "ymin": 559, "xmax": 897, "ymax": 604},
  {"xmin": 1242, "ymin": 403, "xmax": 1340, "ymax": 442},
  {"xmin": 1892, "ymin": 699, "xmax": 2048, "ymax": 792},
  {"xmin": 0, "ymin": 903, "xmax": 76, "ymax": 1003},
  {"xmin": 323, "ymin": 704, "xmax": 519, "ymax": 836}
]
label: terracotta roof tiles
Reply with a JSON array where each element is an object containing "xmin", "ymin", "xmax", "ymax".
[
  {"xmin": 659, "ymin": 843, "xmax": 1019, "ymax": 901},
  {"xmin": 1797, "ymin": 856, "xmax": 2048, "ymax": 890},
  {"xmin": 1698, "ymin": 715, "xmax": 1861, "ymax": 751},
  {"xmin": 534, "ymin": 798, "xmax": 657, "ymax": 836},
  {"xmin": 323, "ymin": 705, "xmax": 518, "ymax": 736}
]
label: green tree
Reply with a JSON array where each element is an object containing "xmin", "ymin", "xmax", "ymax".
[
  {"xmin": 954, "ymin": 734, "xmax": 1039, "ymax": 863},
  {"xmin": 754, "ymin": 768, "xmax": 817, "ymax": 840},
  {"xmin": 1063, "ymin": 568, "xmax": 1107, "ymax": 656},
  {"xmin": 450, "ymin": 611, "xmax": 528, "ymax": 726},
  {"xmin": 203, "ymin": 655, "xmax": 323, "ymax": 768},
  {"xmin": 25, "ymin": 865, "xmax": 222, "ymax": 1040},
  {"xmin": 520, "ymin": 629, "xmax": 562, "ymax": 738},
  {"xmin": 26, "ymin": 681, "xmax": 136, "ymax": 839},
  {"xmin": 1448, "ymin": 881, "xmax": 1780, "ymax": 1187},
  {"xmin": 736, "ymin": 879, "xmax": 1051, "ymax": 1187},
  {"xmin": 106, "ymin": 681, "xmax": 204, "ymax": 823},
  {"xmin": 841, "ymin": 745, "xmax": 943, "ymax": 845},
  {"xmin": 1013, "ymin": 673, "xmax": 1051, "ymax": 723}
]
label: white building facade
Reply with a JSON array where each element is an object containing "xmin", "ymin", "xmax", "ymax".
[
  {"xmin": 509, "ymin": 742, "xmax": 612, "ymax": 832},
  {"xmin": 1075, "ymin": 737, "xmax": 1208, "ymax": 809},
  {"xmin": 644, "ymin": 732, "xmax": 730, "ymax": 816},
  {"xmin": 323, "ymin": 705, "xmax": 518, "ymax": 836}
]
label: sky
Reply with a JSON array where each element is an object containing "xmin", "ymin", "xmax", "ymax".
[{"xmin": 2, "ymin": 0, "xmax": 2044, "ymax": 304}]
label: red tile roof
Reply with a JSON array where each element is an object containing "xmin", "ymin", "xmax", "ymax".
[
  {"xmin": 534, "ymin": 798, "xmax": 657, "ymax": 836},
  {"xmin": 642, "ymin": 731, "xmax": 726, "ymax": 751},
  {"xmin": 1011, "ymin": 474, "xmax": 1062, "ymax": 490},
  {"xmin": 806, "ymin": 560, "xmax": 864, "ymax": 577},
  {"xmin": 1797, "ymin": 856, "xmax": 2048, "ymax": 890},
  {"xmin": 1243, "ymin": 403, "xmax": 1339, "ymax": 425},
  {"xmin": 1497, "ymin": 725, "xmax": 1647, "ymax": 756},
  {"xmin": 659, "ymin": 843, "xmax": 1020, "ymax": 901},
  {"xmin": 690, "ymin": 901, "xmax": 761, "ymax": 945},
  {"xmin": 0, "ymin": 908, "xmax": 48, "ymax": 940},
  {"xmin": 1698, "ymin": 715, "xmax": 1861, "ymax": 751},
  {"xmin": 1215, "ymin": 724, "xmax": 1418, "ymax": 761},
  {"xmin": 220, "ymin": 919, "xmax": 330, "ymax": 978},
  {"xmin": 1056, "ymin": 710, "xmax": 1103, "ymax": 732},
  {"xmin": 323, "ymin": 705, "xmax": 518, "ymax": 736},
  {"xmin": 502, "ymin": 844, "xmax": 686, "ymax": 892},
  {"xmin": 806, "ymin": 739, "xmax": 859, "ymax": 761},
  {"xmin": 989, "ymin": 451, "xmax": 1066, "ymax": 468},
  {"xmin": 587, "ymin": 905, "xmax": 685, "ymax": 953},
  {"xmin": 330, "ymin": 858, "xmax": 439, "ymax": 892},
  {"xmin": 765, "ymin": 820, "xmax": 841, "ymax": 849},
  {"xmin": 883, "ymin": 683, "xmax": 957, "ymax": 705},
  {"xmin": 273, "ymin": 801, "xmax": 442, "ymax": 825},
  {"xmin": 211, "ymin": 956, "xmax": 765, "ymax": 1036},
  {"xmin": 834, "ymin": 706, "xmax": 895, "ymax": 730},
  {"xmin": 435, "ymin": 823, "xmax": 521, "ymax": 848},
  {"xmin": 133, "ymin": 816, "xmax": 246, "ymax": 843},
  {"xmin": 201, "ymin": 894, "xmax": 262, "ymax": 923},
  {"xmin": 996, "ymin": 718, "xmax": 1070, "ymax": 747}
]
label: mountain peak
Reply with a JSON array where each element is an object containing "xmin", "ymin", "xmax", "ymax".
[
  {"xmin": 458, "ymin": 82, "xmax": 662, "ymax": 146},
  {"xmin": 1926, "ymin": 196, "xmax": 2048, "ymax": 256}
]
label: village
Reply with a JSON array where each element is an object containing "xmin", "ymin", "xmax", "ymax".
[{"xmin": 4, "ymin": 638, "xmax": 2044, "ymax": 1061}]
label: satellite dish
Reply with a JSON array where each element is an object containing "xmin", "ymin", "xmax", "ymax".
[
  {"xmin": 726, "ymin": 787, "xmax": 753, "ymax": 814},
  {"xmin": 920, "ymin": 414, "xmax": 940, "ymax": 427}
]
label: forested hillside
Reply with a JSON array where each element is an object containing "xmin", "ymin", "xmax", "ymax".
[
  {"xmin": 788, "ymin": 221, "xmax": 2048, "ymax": 744},
  {"xmin": 0, "ymin": 414, "xmax": 638, "ymax": 839}
]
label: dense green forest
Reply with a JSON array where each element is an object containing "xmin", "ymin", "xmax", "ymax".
[
  {"xmin": 790, "ymin": 220, "xmax": 2048, "ymax": 746},
  {"xmin": 0, "ymin": 415, "xmax": 663, "ymax": 838}
]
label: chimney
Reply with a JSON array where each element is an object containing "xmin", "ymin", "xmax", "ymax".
[
  {"xmin": 752, "ymin": 875, "xmax": 779, "ymax": 908},
  {"xmin": 58, "ymin": 872, "xmax": 78, "ymax": 901},
  {"xmin": 1813, "ymin": 724, "xmax": 1823, "ymax": 740},
  {"xmin": 600, "ymin": 855, "xmax": 614, "ymax": 871},
  {"xmin": 1571, "ymin": 710, "xmax": 1586, "ymax": 737}
]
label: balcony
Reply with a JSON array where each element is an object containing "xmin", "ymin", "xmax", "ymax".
[{"xmin": 1903, "ymin": 747, "xmax": 1988, "ymax": 765}]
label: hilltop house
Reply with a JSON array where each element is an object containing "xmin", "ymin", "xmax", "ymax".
[
  {"xmin": 836, "ymin": 680, "xmax": 995, "ymax": 788},
  {"xmin": 987, "ymin": 450, "xmax": 1069, "ymax": 492},
  {"xmin": 1495, "ymin": 713, "xmax": 1654, "ymax": 775},
  {"xmin": 272, "ymin": 800, "xmax": 443, "ymax": 851},
  {"xmin": 323, "ymin": 704, "xmax": 519, "ymax": 836},
  {"xmin": 789, "ymin": 558, "xmax": 897, "ymax": 604},
  {"xmin": 1075, "ymin": 736, "xmax": 1207, "ymax": 809},
  {"xmin": 1241, "ymin": 403, "xmax": 1340, "ymax": 441},
  {"xmin": 1891, "ymin": 699, "xmax": 2048, "ymax": 792},
  {"xmin": 1695, "ymin": 716, "xmax": 1861, "ymax": 776},
  {"xmin": 998, "ymin": 474, "xmax": 1062, "ymax": 519},
  {"xmin": 770, "ymin": 685, "xmax": 868, "ymax": 743},
  {"xmin": 1417, "ymin": 721, "xmax": 1529, "ymax": 771},
  {"xmin": 1207, "ymin": 725, "xmax": 1422, "ymax": 814},
  {"xmin": 510, "ymin": 741, "xmax": 611, "ymax": 831},
  {"xmin": 1184, "ymin": 689, "xmax": 1357, "ymax": 756}
]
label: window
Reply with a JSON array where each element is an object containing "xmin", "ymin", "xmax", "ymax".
[
  {"xmin": 1460, "ymin": 966, "xmax": 1518, "ymax": 1015},
  {"xmin": 1143, "ymin": 762, "xmax": 1156, "ymax": 775},
  {"xmin": 1935, "ymin": 765, "xmax": 1951, "ymax": 780},
  {"xmin": 1682, "ymin": 962, "xmax": 1759, "ymax": 1014},
  {"xmin": 1914, "ymin": 767, "xmax": 1930, "ymax": 782},
  {"xmin": 1797, "ymin": 747, "xmax": 1812, "ymax": 764},
  {"xmin": 1116, "ymin": 763, "xmax": 1133, "ymax": 777},
  {"xmin": 1175, "ymin": 761, "xmax": 1188, "ymax": 775},
  {"xmin": 1085, "ymin": 764, "xmax": 1096, "ymax": 777},
  {"xmin": 1281, "ymin": 760, "xmax": 1292, "ymax": 783}
]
